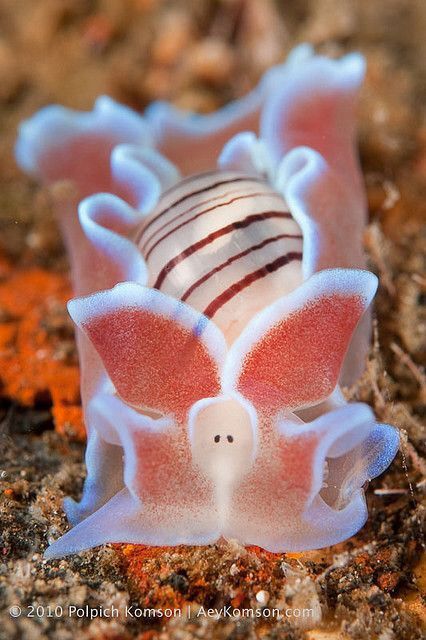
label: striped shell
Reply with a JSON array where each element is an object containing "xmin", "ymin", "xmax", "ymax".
[{"xmin": 136, "ymin": 171, "xmax": 303, "ymax": 341}]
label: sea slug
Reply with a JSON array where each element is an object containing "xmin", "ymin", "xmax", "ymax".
[{"xmin": 15, "ymin": 44, "xmax": 399, "ymax": 558}]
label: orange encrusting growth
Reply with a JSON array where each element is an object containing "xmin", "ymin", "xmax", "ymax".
[
  {"xmin": 115, "ymin": 543, "xmax": 285, "ymax": 610},
  {"xmin": 0, "ymin": 256, "xmax": 83, "ymax": 439}
]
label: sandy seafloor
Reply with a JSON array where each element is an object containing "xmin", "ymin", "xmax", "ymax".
[{"xmin": 0, "ymin": 1, "xmax": 424, "ymax": 639}]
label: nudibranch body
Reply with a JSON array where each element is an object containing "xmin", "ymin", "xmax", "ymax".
[{"xmin": 15, "ymin": 44, "xmax": 399, "ymax": 558}]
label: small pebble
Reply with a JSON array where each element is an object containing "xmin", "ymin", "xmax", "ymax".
[{"xmin": 255, "ymin": 589, "xmax": 269, "ymax": 605}]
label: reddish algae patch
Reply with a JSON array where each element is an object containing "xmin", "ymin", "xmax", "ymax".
[{"xmin": 0, "ymin": 255, "xmax": 84, "ymax": 439}]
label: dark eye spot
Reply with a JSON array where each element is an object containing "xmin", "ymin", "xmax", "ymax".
[
  {"xmin": 227, "ymin": 435, "xmax": 234, "ymax": 443},
  {"xmin": 214, "ymin": 435, "xmax": 220, "ymax": 443}
]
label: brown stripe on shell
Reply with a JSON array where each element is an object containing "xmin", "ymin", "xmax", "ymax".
[
  {"xmin": 144, "ymin": 191, "xmax": 284, "ymax": 260},
  {"xmin": 135, "ymin": 175, "xmax": 263, "ymax": 244},
  {"xmin": 153, "ymin": 211, "xmax": 292, "ymax": 290},
  {"xmin": 140, "ymin": 186, "xmax": 257, "ymax": 252},
  {"xmin": 181, "ymin": 233, "xmax": 303, "ymax": 303},
  {"xmin": 202, "ymin": 251, "xmax": 303, "ymax": 319}
]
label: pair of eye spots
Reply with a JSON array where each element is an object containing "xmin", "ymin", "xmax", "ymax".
[{"xmin": 214, "ymin": 434, "xmax": 234, "ymax": 443}]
